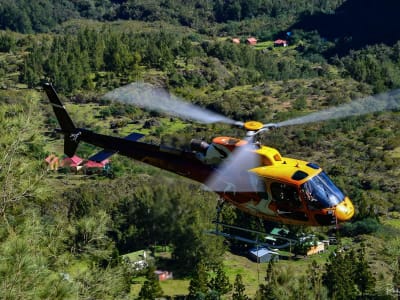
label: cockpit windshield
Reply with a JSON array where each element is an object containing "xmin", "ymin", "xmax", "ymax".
[{"xmin": 301, "ymin": 172, "xmax": 345, "ymax": 208}]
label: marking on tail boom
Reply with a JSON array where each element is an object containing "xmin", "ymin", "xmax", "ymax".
[
  {"xmin": 51, "ymin": 103, "xmax": 65, "ymax": 109},
  {"xmin": 70, "ymin": 132, "xmax": 82, "ymax": 142}
]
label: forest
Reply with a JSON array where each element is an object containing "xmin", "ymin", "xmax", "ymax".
[{"xmin": 1, "ymin": 0, "xmax": 400, "ymax": 299}]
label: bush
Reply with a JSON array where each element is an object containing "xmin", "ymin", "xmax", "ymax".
[
  {"xmin": 0, "ymin": 32, "xmax": 16, "ymax": 52},
  {"xmin": 340, "ymin": 218, "xmax": 380, "ymax": 236}
]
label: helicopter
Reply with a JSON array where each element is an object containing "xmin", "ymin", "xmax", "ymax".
[{"xmin": 43, "ymin": 82, "xmax": 369, "ymax": 227}]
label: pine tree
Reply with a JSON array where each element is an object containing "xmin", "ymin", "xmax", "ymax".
[
  {"xmin": 307, "ymin": 260, "xmax": 323, "ymax": 300},
  {"xmin": 256, "ymin": 260, "xmax": 277, "ymax": 300},
  {"xmin": 354, "ymin": 243, "xmax": 375, "ymax": 297},
  {"xmin": 188, "ymin": 262, "xmax": 209, "ymax": 299},
  {"xmin": 393, "ymin": 257, "xmax": 400, "ymax": 296},
  {"xmin": 323, "ymin": 249, "xmax": 357, "ymax": 300},
  {"xmin": 232, "ymin": 274, "xmax": 250, "ymax": 300},
  {"xmin": 0, "ymin": 31, "xmax": 16, "ymax": 52},
  {"xmin": 208, "ymin": 264, "xmax": 232, "ymax": 298},
  {"xmin": 138, "ymin": 264, "xmax": 163, "ymax": 300},
  {"xmin": 290, "ymin": 275, "xmax": 313, "ymax": 300}
]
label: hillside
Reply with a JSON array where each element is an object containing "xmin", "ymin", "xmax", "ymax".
[{"xmin": 1, "ymin": 2, "xmax": 400, "ymax": 299}]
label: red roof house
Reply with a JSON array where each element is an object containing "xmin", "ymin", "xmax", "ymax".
[
  {"xmin": 61, "ymin": 155, "xmax": 83, "ymax": 167},
  {"xmin": 274, "ymin": 39, "xmax": 288, "ymax": 47},
  {"xmin": 84, "ymin": 159, "xmax": 110, "ymax": 175},
  {"xmin": 84, "ymin": 159, "xmax": 109, "ymax": 169},
  {"xmin": 155, "ymin": 270, "xmax": 173, "ymax": 281},
  {"xmin": 246, "ymin": 37, "xmax": 257, "ymax": 45},
  {"xmin": 61, "ymin": 155, "xmax": 83, "ymax": 172},
  {"xmin": 232, "ymin": 38, "xmax": 241, "ymax": 44},
  {"xmin": 44, "ymin": 154, "xmax": 59, "ymax": 171}
]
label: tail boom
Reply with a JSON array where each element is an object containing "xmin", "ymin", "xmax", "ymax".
[{"xmin": 43, "ymin": 83, "xmax": 213, "ymax": 183}]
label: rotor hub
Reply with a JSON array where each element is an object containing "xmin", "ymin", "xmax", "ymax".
[{"xmin": 244, "ymin": 121, "xmax": 264, "ymax": 131}]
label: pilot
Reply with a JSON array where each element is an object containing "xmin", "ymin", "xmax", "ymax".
[{"xmin": 301, "ymin": 184, "xmax": 321, "ymax": 210}]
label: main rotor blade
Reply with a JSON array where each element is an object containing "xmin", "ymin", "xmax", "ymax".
[
  {"xmin": 103, "ymin": 82, "xmax": 240, "ymax": 125},
  {"xmin": 276, "ymin": 89, "xmax": 400, "ymax": 128}
]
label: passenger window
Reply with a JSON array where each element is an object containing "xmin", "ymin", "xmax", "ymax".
[
  {"xmin": 271, "ymin": 182, "xmax": 302, "ymax": 209},
  {"xmin": 270, "ymin": 182, "xmax": 308, "ymax": 221}
]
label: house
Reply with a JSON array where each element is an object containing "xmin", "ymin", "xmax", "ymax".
[
  {"xmin": 274, "ymin": 39, "xmax": 288, "ymax": 47},
  {"xmin": 322, "ymin": 239, "xmax": 330, "ymax": 248},
  {"xmin": 61, "ymin": 155, "xmax": 83, "ymax": 172},
  {"xmin": 155, "ymin": 270, "xmax": 173, "ymax": 281},
  {"xmin": 249, "ymin": 247, "xmax": 279, "ymax": 263},
  {"xmin": 84, "ymin": 159, "xmax": 110, "ymax": 174},
  {"xmin": 270, "ymin": 227, "xmax": 290, "ymax": 237},
  {"xmin": 122, "ymin": 250, "xmax": 150, "ymax": 271},
  {"xmin": 246, "ymin": 37, "xmax": 257, "ymax": 45},
  {"xmin": 44, "ymin": 154, "xmax": 59, "ymax": 171},
  {"xmin": 232, "ymin": 38, "xmax": 241, "ymax": 44},
  {"xmin": 306, "ymin": 241, "xmax": 325, "ymax": 256}
]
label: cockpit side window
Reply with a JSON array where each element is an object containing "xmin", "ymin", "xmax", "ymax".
[
  {"xmin": 301, "ymin": 182, "xmax": 324, "ymax": 210},
  {"xmin": 301, "ymin": 172, "xmax": 344, "ymax": 209}
]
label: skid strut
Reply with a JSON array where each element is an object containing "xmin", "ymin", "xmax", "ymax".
[{"xmin": 209, "ymin": 200, "xmax": 296, "ymax": 249}]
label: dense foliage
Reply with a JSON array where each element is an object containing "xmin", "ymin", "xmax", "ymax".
[
  {"xmin": 0, "ymin": 0, "xmax": 345, "ymax": 34},
  {"xmin": 21, "ymin": 28, "xmax": 323, "ymax": 96}
]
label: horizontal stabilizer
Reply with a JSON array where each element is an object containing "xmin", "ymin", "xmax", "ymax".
[
  {"xmin": 124, "ymin": 132, "xmax": 145, "ymax": 141},
  {"xmin": 88, "ymin": 149, "xmax": 116, "ymax": 162},
  {"xmin": 88, "ymin": 132, "xmax": 145, "ymax": 162}
]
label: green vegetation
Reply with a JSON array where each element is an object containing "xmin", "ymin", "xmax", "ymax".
[
  {"xmin": 1, "ymin": 1, "xmax": 400, "ymax": 299},
  {"xmin": 0, "ymin": 1, "xmax": 344, "ymax": 34}
]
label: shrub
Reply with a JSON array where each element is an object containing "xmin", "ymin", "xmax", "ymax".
[{"xmin": 340, "ymin": 218, "xmax": 380, "ymax": 236}]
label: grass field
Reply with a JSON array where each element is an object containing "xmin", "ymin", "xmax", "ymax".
[
  {"xmin": 132, "ymin": 235, "xmax": 390, "ymax": 298},
  {"xmin": 129, "ymin": 247, "xmax": 340, "ymax": 298}
]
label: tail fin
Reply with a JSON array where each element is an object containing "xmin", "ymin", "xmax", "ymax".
[
  {"xmin": 43, "ymin": 83, "xmax": 76, "ymax": 132},
  {"xmin": 43, "ymin": 83, "xmax": 79, "ymax": 157},
  {"xmin": 63, "ymin": 135, "xmax": 80, "ymax": 157}
]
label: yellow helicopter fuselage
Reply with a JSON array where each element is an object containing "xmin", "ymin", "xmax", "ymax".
[{"xmin": 216, "ymin": 143, "xmax": 355, "ymax": 226}]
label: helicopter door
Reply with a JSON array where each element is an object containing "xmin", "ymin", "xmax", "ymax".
[{"xmin": 270, "ymin": 182, "xmax": 308, "ymax": 221}]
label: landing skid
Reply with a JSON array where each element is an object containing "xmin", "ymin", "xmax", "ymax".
[
  {"xmin": 208, "ymin": 200, "xmax": 296, "ymax": 250},
  {"xmin": 208, "ymin": 221, "xmax": 296, "ymax": 249}
]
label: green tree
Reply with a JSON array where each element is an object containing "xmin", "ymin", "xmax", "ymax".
[
  {"xmin": 0, "ymin": 211, "xmax": 73, "ymax": 299},
  {"xmin": 232, "ymin": 274, "xmax": 250, "ymax": 300},
  {"xmin": 0, "ymin": 96, "xmax": 45, "ymax": 225},
  {"xmin": 104, "ymin": 33, "xmax": 133, "ymax": 73},
  {"xmin": 0, "ymin": 31, "xmax": 16, "ymax": 52},
  {"xmin": 293, "ymin": 96, "xmax": 307, "ymax": 110},
  {"xmin": 21, "ymin": 43, "xmax": 44, "ymax": 88},
  {"xmin": 306, "ymin": 260, "xmax": 324, "ymax": 300},
  {"xmin": 255, "ymin": 260, "xmax": 277, "ymax": 300},
  {"xmin": 66, "ymin": 210, "xmax": 115, "ymax": 263},
  {"xmin": 208, "ymin": 263, "xmax": 232, "ymax": 298},
  {"xmin": 289, "ymin": 275, "xmax": 314, "ymax": 300},
  {"xmin": 180, "ymin": 37, "xmax": 196, "ymax": 66},
  {"xmin": 323, "ymin": 249, "xmax": 357, "ymax": 300},
  {"xmin": 74, "ymin": 262, "xmax": 131, "ymax": 299},
  {"xmin": 0, "ymin": 2, "xmax": 32, "ymax": 33},
  {"xmin": 355, "ymin": 243, "xmax": 376, "ymax": 297},
  {"xmin": 138, "ymin": 264, "xmax": 164, "ymax": 300},
  {"xmin": 393, "ymin": 257, "xmax": 400, "ymax": 297},
  {"xmin": 188, "ymin": 262, "xmax": 209, "ymax": 299}
]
